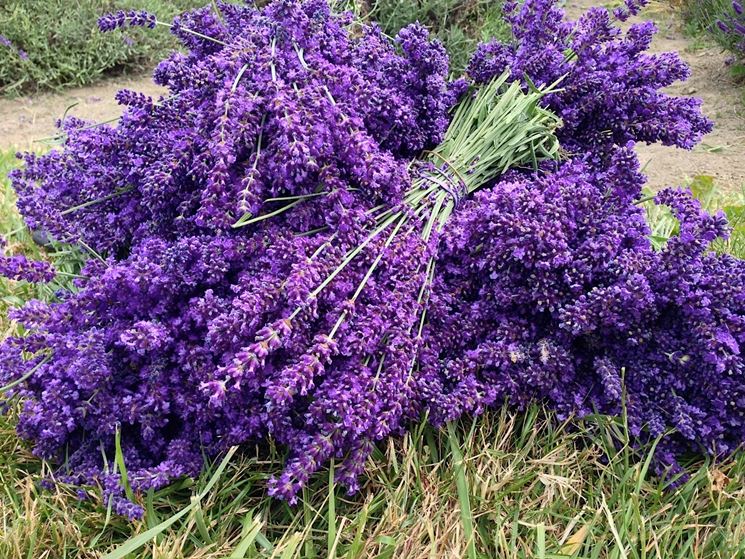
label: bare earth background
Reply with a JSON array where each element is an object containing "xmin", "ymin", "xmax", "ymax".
[{"xmin": 1, "ymin": 1, "xmax": 744, "ymax": 192}]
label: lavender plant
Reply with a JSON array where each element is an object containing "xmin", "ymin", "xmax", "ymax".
[
  {"xmin": 717, "ymin": 2, "xmax": 745, "ymax": 55},
  {"xmin": 1, "ymin": 0, "xmax": 741, "ymax": 519},
  {"xmin": 425, "ymin": 166, "xmax": 744, "ymax": 480}
]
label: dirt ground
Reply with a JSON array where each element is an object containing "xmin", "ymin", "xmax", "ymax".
[
  {"xmin": 0, "ymin": 73, "xmax": 165, "ymax": 151},
  {"xmin": 0, "ymin": 2, "xmax": 744, "ymax": 192}
]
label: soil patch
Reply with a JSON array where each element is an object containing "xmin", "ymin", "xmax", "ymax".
[{"xmin": 0, "ymin": 73, "xmax": 164, "ymax": 151}]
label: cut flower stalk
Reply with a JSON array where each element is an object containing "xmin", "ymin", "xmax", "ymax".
[
  {"xmin": 234, "ymin": 70, "xmax": 562, "ymax": 323},
  {"xmin": 223, "ymin": 71, "xmax": 563, "ymax": 500}
]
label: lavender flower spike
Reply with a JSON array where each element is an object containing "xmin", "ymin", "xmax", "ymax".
[{"xmin": 98, "ymin": 10, "xmax": 156, "ymax": 32}]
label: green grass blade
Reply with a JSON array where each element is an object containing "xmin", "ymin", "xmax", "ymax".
[
  {"xmin": 102, "ymin": 446, "xmax": 237, "ymax": 559},
  {"xmin": 278, "ymin": 532, "xmax": 303, "ymax": 559},
  {"xmin": 447, "ymin": 422, "xmax": 476, "ymax": 559},
  {"xmin": 303, "ymin": 487, "xmax": 317, "ymax": 559},
  {"xmin": 114, "ymin": 427, "xmax": 135, "ymax": 503},
  {"xmin": 230, "ymin": 514, "xmax": 265, "ymax": 559},
  {"xmin": 327, "ymin": 460, "xmax": 337, "ymax": 558}
]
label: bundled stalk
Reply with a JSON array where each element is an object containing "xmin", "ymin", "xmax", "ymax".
[
  {"xmin": 210, "ymin": 73, "xmax": 563, "ymax": 499},
  {"xmin": 403, "ymin": 72, "xmax": 562, "ymax": 235},
  {"xmin": 241, "ymin": 71, "xmax": 562, "ymax": 320}
]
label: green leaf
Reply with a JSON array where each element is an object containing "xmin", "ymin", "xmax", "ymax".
[
  {"xmin": 447, "ymin": 422, "xmax": 477, "ymax": 559},
  {"xmin": 114, "ymin": 427, "xmax": 135, "ymax": 503},
  {"xmin": 689, "ymin": 175, "xmax": 716, "ymax": 208}
]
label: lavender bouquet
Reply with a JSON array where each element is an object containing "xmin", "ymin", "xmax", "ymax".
[{"xmin": 1, "ymin": 0, "xmax": 742, "ymax": 519}]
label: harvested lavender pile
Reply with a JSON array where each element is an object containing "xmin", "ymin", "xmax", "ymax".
[{"xmin": 1, "ymin": 0, "xmax": 743, "ymax": 518}]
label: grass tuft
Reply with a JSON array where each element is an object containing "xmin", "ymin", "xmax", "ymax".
[
  {"xmin": 360, "ymin": 0, "xmax": 510, "ymax": 74},
  {"xmin": 681, "ymin": 0, "xmax": 745, "ymax": 84},
  {"xmin": 0, "ymin": 0, "xmax": 210, "ymax": 96}
]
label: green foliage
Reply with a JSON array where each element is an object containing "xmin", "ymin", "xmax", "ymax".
[
  {"xmin": 1, "ymin": 150, "xmax": 87, "ymax": 334},
  {"xmin": 721, "ymin": 200, "xmax": 745, "ymax": 258},
  {"xmin": 1, "ymin": 403, "xmax": 744, "ymax": 558},
  {"xmin": 682, "ymin": 0, "xmax": 729, "ymax": 35},
  {"xmin": 682, "ymin": 0, "xmax": 745, "ymax": 74},
  {"xmin": 644, "ymin": 174, "xmax": 745, "ymax": 258},
  {"xmin": 0, "ymin": 0, "xmax": 206, "ymax": 95},
  {"xmin": 0, "ymin": 150, "xmax": 42, "ymax": 335},
  {"xmin": 0, "ymin": 0, "xmax": 508, "ymax": 94},
  {"xmin": 362, "ymin": 0, "xmax": 510, "ymax": 74}
]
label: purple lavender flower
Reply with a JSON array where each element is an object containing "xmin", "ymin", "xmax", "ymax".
[
  {"xmin": 426, "ymin": 163, "xmax": 744, "ymax": 468},
  {"xmin": 0, "ymin": 239, "xmax": 55, "ymax": 283},
  {"xmin": 613, "ymin": 0, "xmax": 649, "ymax": 21},
  {"xmin": 98, "ymin": 10, "xmax": 156, "ymax": 32},
  {"xmin": 716, "ymin": 1, "xmax": 745, "ymax": 53},
  {"xmin": 469, "ymin": 0, "xmax": 712, "ymax": 160},
  {"xmin": 114, "ymin": 89, "xmax": 153, "ymax": 109},
  {"xmin": 0, "ymin": 34, "xmax": 28, "ymax": 61},
  {"xmin": 1, "ymin": 0, "xmax": 738, "ymax": 516}
]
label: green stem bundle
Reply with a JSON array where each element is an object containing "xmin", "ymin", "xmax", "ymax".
[
  {"xmin": 258, "ymin": 71, "xmax": 562, "ymax": 350},
  {"xmin": 326, "ymin": 70, "xmax": 562, "ymax": 308}
]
